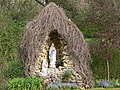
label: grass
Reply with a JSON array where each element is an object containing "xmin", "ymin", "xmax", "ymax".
[
  {"xmin": 45, "ymin": 88, "xmax": 120, "ymax": 90},
  {"xmin": 87, "ymin": 88, "xmax": 120, "ymax": 90}
]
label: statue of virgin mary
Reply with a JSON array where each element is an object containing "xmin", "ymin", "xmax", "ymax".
[{"xmin": 49, "ymin": 43, "xmax": 56, "ymax": 68}]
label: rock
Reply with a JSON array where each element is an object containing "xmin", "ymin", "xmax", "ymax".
[
  {"xmin": 63, "ymin": 56, "xmax": 69, "ymax": 59},
  {"xmin": 64, "ymin": 45, "xmax": 67, "ymax": 49},
  {"xmin": 62, "ymin": 51, "xmax": 67, "ymax": 55},
  {"xmin": 36, "ymin": 71, "xmax": 40, "ymax": 76},
  {"xmin": 63, "ymin": 63, "xmax": 68, "ymax": 67},
  {"xmin": 68, "ymin": 60, "xmax": 73, "ymax": 65},
  {"xmin": 80, "ymin": 87, "xmax": 85, "ymax": 90},
  {"xmin": 58, "ymin": 66, "xmax": 65, "ymax": 70},
  {"xmin": 44, "ymin": 78, "xmax": 50, "ymax": 85}
]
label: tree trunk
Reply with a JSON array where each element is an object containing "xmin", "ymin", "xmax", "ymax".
[{"xmin": 106, "ymin": 59, "xmax": 110, "ymax": 81}]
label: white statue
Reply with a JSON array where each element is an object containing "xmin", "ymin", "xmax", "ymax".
[
  {"xmin": 40, "ymin": 59, "xmax": 47, "ymax": 76},
  {"xmin": 49, "ymin": 43, "xmax": 56, "ymax": 68}
]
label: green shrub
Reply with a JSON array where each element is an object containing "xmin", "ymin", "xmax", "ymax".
[
  {"xmin": 0, "ymin": 1, "xmax": 41, "ymax": 88},
  {"xmin": 6, "ymin": 77, "xmax": 43, "ymax": 90},
  {"xmin": 9, "ymin": 0, "xmax": 41, "ymax": 21},
  {"xmin": 89, "ymin": 39, "xmax": 120, "ymax": 80},
  {"xmin": 4, "ymin": 60, "xmax": 23, "ymax": 79},
  {"xmin": 62, "ymin": 69, "xmax": 72, "ymax": 82},
  {"xmin": 109, "ymin": 79, "xmax": 120, "ymax": 88}
]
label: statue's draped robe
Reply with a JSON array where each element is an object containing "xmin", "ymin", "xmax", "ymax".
[
  {"xmin": 49, "ymin": 43, "xmax": 56, "ymax": 68},
  {"xmin": 40, "ymin": 59, "xmax": 47, "ymax": 76}
]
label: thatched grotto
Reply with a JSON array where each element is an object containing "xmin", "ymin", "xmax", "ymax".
[{"xmin": 19, "ymin": 2, "xmax": 93, "ymax": 88}]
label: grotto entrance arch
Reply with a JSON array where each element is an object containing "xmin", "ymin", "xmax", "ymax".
[
  {"xmin": 38, "ymin": 29, "xmax": 74, "ymax": 76},
  {"xmin": 48, "ymin": 30, "xmax": 64, "ymax": 68},
  {"xmin": 39, "ymin": 29, "xmax": 74, "ymax": 70}
]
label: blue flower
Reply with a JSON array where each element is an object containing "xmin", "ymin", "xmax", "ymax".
[
  {"xmin": 100, "ymin": 81, "xmax": 110, "ymax": 87},
  {"xmin": 46, "ymin": 83, "xmax": 53, "ymax": 89},
  {"xmin": 58, "ymin": 83, "xmax": 66, "ymax": 87},
  {"xmin": 68, "ymin": 83, "xmax": 78, "ymax": 87},
  {"xmin": 46, "ymin": 83, "xmax": 78, "ymax": 89},
  {"xmin": 53, "ymin": 84, "xmax": 58, "ymax": 88}
]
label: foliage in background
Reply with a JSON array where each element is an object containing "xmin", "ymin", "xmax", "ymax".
[
  {"xmin": 88, "ymin": 39, "xmax": 120, "ymax": 80},
  {"xmin": 6, "ymin": 77, "xmax": 43, "ymax": 90},
  {"xmin": 87, "ymin": 0, "xmax": 120, "ymax": 81},
  {"xmin": 3, "ymin": 60, "xmax": 23, "ymax": 79},
  {"xmin": 0, "ymin": 0, "xmax": 42, "ymax": 89}
]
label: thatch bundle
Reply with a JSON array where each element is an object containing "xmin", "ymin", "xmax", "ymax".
[{"xmin": 19, "ymin": 2, "xmax": 93, "ymax": 87}]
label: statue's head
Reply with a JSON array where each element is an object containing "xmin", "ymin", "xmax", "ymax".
[{"xmin": 51, "ymin": 43, "xmax": 55, "ymax": 47}]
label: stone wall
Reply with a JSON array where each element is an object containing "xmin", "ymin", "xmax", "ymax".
[
  {"xmin": 43, "ymin": 67, "xmax": 83, "ymax": 88},
  {"xmin": 62, "ymin": 46, "xmax": 74, "ymax": 67},
  {"xmin": 33, "ymin": 37, "xmax": 74, "ymax": 75}
]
